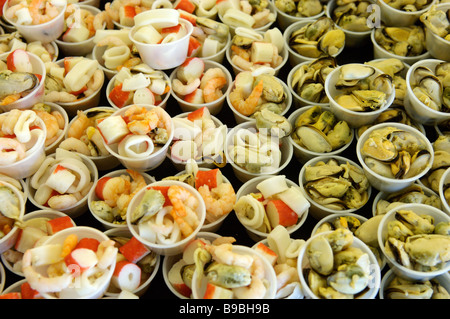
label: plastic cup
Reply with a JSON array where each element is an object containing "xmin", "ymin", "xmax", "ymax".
[
  {"xmin": 88, "ymin": 169, "xmax": 156, "ymax": 230},
  {"xmin": 377, "ymin": 203, "xmax": 450, "ymax": 281},
  {"xmin": 376, "ymin": 0, "xmax": 437, "ymax": 27},
  {"xmin": 439, "ymin": 167, "xmax": 450, "ymax": 215},
  {"xmin": 126, "ymin": 180, "xmax": 206, "ymax": 256},
  {"xmin": 26, "ymin": 153, "xmax": 99, "ymax": 219},
  {"xmin": 287, "ymin": 106, "xmax": 355, "ymax": 164},
  {"xmin": 0, "ymin": 51, "xmax": 46, "ymax": 112},
  {"xmin": 169, "ymin": 60, "xmax": 233, "ymax": 115},
  {"xmin": 235, "ymin": 176, "xmax": 309, "ymax": 242},
  {"xmin": 325, "ymin": 63, "xmax": 396, "ymax": 128},
  {"xmin": 370, "ymin": 28, "xmax": 431, "ymax": 66},
  {"xmin": 283, "ymin": 19, "xmax": 345, "ymax": 68},
  {"xmin": 227, "ymin": 77, "xmax": 292, "ymax": 124},
  {"xmin": 356, "ymin": 122, "xmax": 434, "ymax": 193},
  {"xmin": 103, "ymin": 227, "xmax": 161, "ymax": 297},
  {"xmin": 191, "ymin": 244, "xmax": 277, "ymax": 299},
  {"xmin": 130, "ymin": 18, "xmax": 193, "ymax": 70},
  {"xmin": 54, "ymin": 4, "xmax": 103, "ymax": 57},
  {"xmin": 3, "ymin": 1, "xmax": 66, "ymax": 43},
  {"xmin": 299, "ymin": 155, "xmax": 372, "ymax": 220},
  {"xmin": 297, "ymin": 230, "xmax": 381, "ymax": 299},
  {"xmin": 102, "ymin": 104, "xmax": 174, "ymax": 172},
  {"xmin": 0, "ymin": 113, "xmax": 46, "ymax": 180},
  {"xmin": 404, "ymin": 59, "xmax": 450, "ymax": 126},
  {"xmin": 0, "ymin": 182, "xmax": 25, "ymax": 254},
  {"xmin": 106, "ymin": 71, "xmax": 171, "ymax": 111},
  {"xmin": 225, "ymin": 121, "xmax": 293, "ymax": 183}
]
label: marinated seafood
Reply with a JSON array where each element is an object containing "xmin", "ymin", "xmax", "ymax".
[
  {"xmin": 374, "ymin": 26, "xmax": 426, "ymax": 57},
  {"xmin": 4, "ymin": 0, "xmax": 65, "ymax": 25},
  {"xmin": 329, "ymin": 0, "xmax": 372, "ymax": 33},
  {"xmin": 383, "ymin": 0, "xmax": 433, "ymax": 11},
  {"xmin": 420, "ymin": 133, "xmax": 450, "ymax": 193},
  {"xmin": 291, "ymin": 106, "xmax": 353, "ymax": 153},
  {"xmin": 385, "ymin": 274, "xmax": 450, "ymax": 299},
  {"xmin": 288, "ymin": 17, "xmax": 345, "ymax": 58},
  {"xmin": 383, "ymin": 209, "xmax": 450, "ymax": 272},
  {"xmin": 333, "ymin": 64, "xmax": 393, "ymax": 112},
  {"xmin": 421, "ymin": 5, "xmax": 450, "ymax": 40},
  {"xmin": 275, "ymin": 0, "xmax": 323, "ymax": 18},
  {"xmin": 218, "ymin": 0, "xmax": 276, "ymax": 30},
  {"xmin": 0, "ymin": 32, "xmax": 56, "ymax": 62},
  {"xmin": 360, "ymin": 126, "xmax": 432, "ymax": 180},
  {"xmin": 303, "ymin": 158, "xmax": 370, "ymax": 210},
  {"xmin": 290, "ymin": 57, "xmax": 337, "ymax": 104},
  {"xmin": 59, "ymin": 4, "xmax": 103, "ymax": 44},
  {"xmin": 304, "ymin": 229, "xmax": 373, "ymax": 299}
]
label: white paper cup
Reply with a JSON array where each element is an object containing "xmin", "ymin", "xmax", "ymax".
[
  {"xmin": 287, "ymin": 106, "xmax": 355, "ymax": 164},
  {"xmin": 103, "ymin": 227, "xmax": 161, "ymax": 297},
  {"xmin": 88, "ymin": 169, "xmax": 156, "ymax": 230},
  {"xmin": 0, "ymin": 51, "xmax": 46, "ymax": 112},
  {"xmin": 376, "ymin": 0, "xmax": 436, "ymax": 27},
  {"xmin": 235, "ymin": 176, "xmax": 309, "ymax": 242},
  {"xmin": 377, "ymin": 203, "xmax": 450, "ymax": 281},
  {"xmin": 297, "ymin": 230, "xmax": 381, "ymax": 299},
  {"xmin": 102, "ymin": 104, "xmax": 174, "ymax": 172},
  {"xmin": 356, "ymin": 122, "xmax": 434, "ymax": 193},
  {"xmin": 283, "ymin": 19, "xmax": 344, "ymax": 68},
  {"xmin": 424, "ymin": 4, "xmax": 450, "ymax": 61},
  {"xmin": 191, "ymin": 244, "xmax": 277, "ymax": 299},
  {"xmin": 325, "ymin": 63, "xmax": 396, "ymax": 128},
  {"xmin": 3, "ymin": 1, "xmax": 66, "ymax": 43},
  {"xmin": 126, "ymin": 180, "xmax": 206, "ymax": 256},
  {"xmin": 38, "ymin": 226, "xmax": 116, "ymax": 299},
  {"xmin": 227, "ymin": 77, "xmax": 292, "ymax": 124},
  {"xmin": 162, "ymin": 231, "xmax": 221, "ymax": 299},
  {"xmin": 370, "ymin": 28, "xmax": 431, "ymax": 66},
  {"xmin": 0, "ymin": 115, "xmax": 46, "ymax": 180},
  {"xmin": 130, "ymin": 18, "xmax": 193, "ymax": 70},
  {"xmin": 404, "ymin": 59, "xmax": 450, "ymax": 125},
  {"xmin": 299, "ymin": 155, "xmax": 372, "ymax": 220},
  {"xmin": 26, "ymin": 153, "xmax": 99, "ymax": 219},
  {"xmin": 225, "ymin": 121, "xmax": 293, "ymax": 183},
  {"xmin": 169, "ymin": 60, "xmax": 233, "ymax": 115},
  {"xmin": 1, "ymin": 209, "xmax": 76, "ymax": 277},
  {"xmin": 0, "ymin": 182, "xmax": 25, "ymax": 254},
  {"xmin": 54, "ymin": 5, "xmax": 103, "ymax": 57},
  {"xmin": 275, "ymin": 2, "xmax": 325, "ymax": 31},
  {"xmin": 439, "ymin": 167, "xmax": 450, "ymax": 215}
]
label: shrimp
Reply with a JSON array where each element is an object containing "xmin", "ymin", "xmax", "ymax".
[
  {"xmin": 104, "ymin": 2, "xmax": 120, "ymax": 21},
  {"xmin": 60, "ymin": 234, "xmax": 78, "ymax": 258},
  {"xmin": 127, "ymin": 109, "xmax": 159, "ymax": 135},
  {"xmin": 197, "ymin": 183, "xmax": 236, "ymax": 222},
  {"xmin": 228, "ymin": 80, "xmax": 264, "ymax": 116},
  {"xmin": 4, "ymin": 2, "xmax": 26, "ymax": 20},
  {"xmin": 207, "ymin": 243, "xmax": 254, "ymax": 268},
  {"xmin": 274, "ymin": 264, "xmax": 298, "ymax": 291},
  {"xmin": 172, "ymin": 78, "xmax": 201, "ymax": 96},
  {"xmin": 34, "ymin": 110, "xmax": 59, "ymax": 141},
  {"xmin": 47, "ymin": 194, "xmax": 78, "ymax": 210},
  {"xmin": 67, "ymin": 111, "xmax": 91, "ymax": 139},
  {"xmin": 102, "ymin": 176, "xmax": 131, "ymax": 207},
  {"xmin": 93, "ymin": 11, "xmax": 113, "ymax": 30},
  {"xmin": 58, "ymin": 137, "xmax": 91, "ymax": 156},
  {"xmin": 1, "ymin": 94, "xmax": 21, "ymax": 105},
  {"xmin": 83, "ymin": 69, "xmax": 103, "ymax": 97},
  {"xmin": 29, "ymin": 0, "xmax": 60, "ymax": 25},
  {"xmin": 115, "ymin": 169, "xmax": 146, "ymax": 212},
  {"xmin": 121, "ymin": 57, "xmax": 142, "ymax": 70},
  {"xmin": 200, "ymin": 68, "xmax": 227, "ymax": 89},
  {"xmin": 45, "ymin": 91, "xmax": 77, "ymax": 103},
  {"xmin": 231, "ymin": 45, "xmax": 250, "ymax": 61},
  {"xmin": 51, "ymin": 111, "xmax": 66, "ymax": 130},
  {"xmin": 22, "ymin": 249, "xmax": 72, "ymax": 293},
  {"xmin": 202, "ymin": 76, "xmax": 226, "ymax": 103},
  {"xmin": 233, "ymin": 276, "xmax": 267, "ymax": 299},
  {"xmin": 96, "ymin": 239, "xmax": 118, "ymax": 269},
  {"xmin": 0, "ymin": 138, "xmax": 26, "ymax": 165},
  {"xmin": 167, "ymin": 185, "xmax": 199, "ymax": 237}
]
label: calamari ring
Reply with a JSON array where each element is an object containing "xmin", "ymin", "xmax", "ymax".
[{"xmin": 117, "ymin": 134, "xmax": 155, "ymax": 158}]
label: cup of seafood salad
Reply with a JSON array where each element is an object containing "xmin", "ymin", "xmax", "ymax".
[
  {"xmin": 129, "ymin": 9, "xmax": 194, "ymax": 70},
  {"xmin": 126, "ymin": 180, "xmax": 206, "ymax": 256},
  {"xmin": 3, "ymin": 0, "xmax": 67, "ymax": 43},
  {"xmin": 0, "ymin": 181, "xmax": 25, "ymax": 254},
  {"xmin": 99, "ymin": 104, "xmax": 174, "ymax": 172},
  {"xmin": 0, "ymin": 109, "xmax": 47, "ymax": 179},
  {"xmin": 0, "ymin": 50, "xmax": 46, "ymax": 112}
]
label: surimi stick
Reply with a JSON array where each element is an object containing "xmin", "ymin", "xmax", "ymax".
[
  {"xmin": 119, "ymin": 236, "xmax": 151, "ymax": 263},
  {"xmin": 256, "ymin": 175, "xmax": 289, "ymax": 198}
]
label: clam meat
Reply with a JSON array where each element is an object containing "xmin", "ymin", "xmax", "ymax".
[{"xmin": 0, "ymin": 70, "xmax": 39, "ymax": 102}]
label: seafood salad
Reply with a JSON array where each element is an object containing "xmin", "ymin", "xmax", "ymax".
[
  {"xmin": 329, "ymin": 0, "xmax": 372, "ymax": 33},
  {"xmin": 171, "ymin": 57, "xmax": 228, "ymax": 105},
  {"xmin": 29, "ymin": 150, "xmax": 95, "ymax": 211},
  {"xmin": 275, "ymin": 0, "xmax": 323, "ymax": 18},
  {"xmin": 4, "ymin": 0, "xmax": 65, "ymax": 25},
  {"xmin": 58, "ymin": 4, "xmax": 105, "ymax": 43},
  {"xmin": 382, "ymin": 209, "xmax": 450, "ymax": 272},
  {"xmin": 0, "ymin": 32, "xmax": 56, "ymax": 62},
  {"xmin": 0, "ymin": 109, "xmax": 46, "ymax": 165},
  {"xmin": 235, "ymin": 175, "xmax": 309, "ymax": 233},
  {"xmin": 22, "ymin": 233, "xmax": 118, "ymax": 297},
  {"xmin": 129, "ymin": 183, "xmax": 203, "ymax": 244},
  {"xmin": 374, "ymin": 25, "xmax": 426, "ymax": 57},
  {"xmin": 31, "ymin": 103, "xmax": 66, "ymax": 149},
  {"xmin": 0, "ymin": 183, "xmax": 22, "ymax": 240},
  {"xmin": 170, "ymin": 107, "xmax": 227, "ymax": 164},
  {"xmin": 218, "ymin": 0, "xmax": 276, "ymax": 30},
  {"xmin": 98, "ymin": 105, "xmax": 172, "ymax": 159},
  {"xmin": 421, "ymin": 5, "xmax": 450, "ymax": 41}
]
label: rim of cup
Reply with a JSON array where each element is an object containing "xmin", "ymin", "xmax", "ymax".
[
  {"xmin": 377, "ymin": 203, "xmax": 450, "ymax": 280},
  {"xmin": 40, "ymin": 102, "xmax": 69, "ymax": 154},
  {"xmin": 310, "ymin": 212, "xmax": 368, "ymax": 237},
  {"xmin": 298, "ymin": 155, "xmax": 372, "ymax": 216},
  {"xmin": 424, "ymin": 3, "xmax": 450, "ymax": 47},
  {"xmin": 376, "ymin": 0, "xmax": 437, "ymax": 17},
  {"xmin": 438, "ymin": 167, "xmax": 450, "ymax": 215},
  {"xmin": 0, "ymin": 182, "xmax": 25, "ymax": 255}
]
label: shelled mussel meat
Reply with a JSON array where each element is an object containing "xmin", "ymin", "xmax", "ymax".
[
  {"xmin": 291, "ymin": 105, "xmax": 352, "ymax": 153},
  {"xmin": 0, "ymin": 70, "xmax": 39, "ymax": 101},
  {"xmin": 330, "ymin": 0, "xmax": 373, "ymax": 32},
  {"xmin": 303, "ymin": 158, "xmax": 370, "ymax": 210},
  {"xmin": 420, "ymin": 133, "xmax": 450, "ymax": 193},
  {"xmin": 420, "ymin": 4, "xmax": 450, "ymax": 40},
  {"xmin": 291, "ymin": 57, "xmax": 337, "ymax": 103},
  {"xmin": 289, "ymin": 17, "xmax": 345, "ymax": 58},
  {"xmin": 275, "ymin": 0, "xmax": 324, "ymax": 18},
  {"xmin": 385, "ymin": 275, "xmax": 450, "ymax": 299},
  {"xmin": 374, "ymin": 26, "xmax": 426, "ymax": 57},
  {"xmin": 361, "ymin": 126, "xmax": 432, "ymax": 179},
  {"xmin": 383, "ymin": 0, "xmax": 433, "ymax": 11}
]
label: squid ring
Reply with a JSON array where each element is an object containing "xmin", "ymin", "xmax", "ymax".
[
  {"xmin": 102, "ymin": 45, "xmax": 131, "ymax": 70},
  {"xmin": 117, "ymin": 134, "xmax": 155, "ymax": 158},
  {"xmin": 14, "ymin": 110, "xmax": 37, "ymax": 144},
  {"xmin": 222, "ymin": 9, "xmax": 255, "ymax": 29},
  {"xmin": 234, "ymin": 194, "xmax": 265, "ymax": 229},
  {"xmin": 49, "ymin": 158, "xmax": 91, "ymax": 193}
]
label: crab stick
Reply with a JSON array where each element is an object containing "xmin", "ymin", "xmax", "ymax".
[
  {"xmin": 7, "ymin": 49, "xmax": 32, "ymax": 73},
  {"xmin": 46, "ymin": 216, "xmax": 74, "ymax": 235},
  {"xmin": 64, "ymin": 248, "xmax": 98, "ymax": 273},
  {"xmin": 147, "ymin": 186, "xmax": 171, "ymax": 206},
  {"xmin": 75, "ymin": 238, "xmax": 100, "ymax": 252},
  {"xmin": 97, "ymin": 115, "xmax": 130, "ymax": 145},
  {"xmin": 188, "ymin": 36, "xmax": 202, "ymax": 57},
  {"xmin": 119, "ymin": 236, "xmax": 150, "ymax": 263},
  {"xmin": 203, "ymin": 283, "xmax": 233, "ymax": 299},
  {"xmin": 112, "ymin": 260, "xmax": 141, "ymax": 291},
  {"xmin": 21, "ymin": 282, "xmax": 41, "ymax": 299},
  {"xmin": 253, "ymin": 242, "xmax": 277, "ymax": 266},
  {"xmin": 187, "ymin": 106, "xmax": 211, "ymax": 121},
  {"xmin": 266, "ymin": 199, "xmax": 298, "ymax": 228},
  {"xmin": 109, "ymin": 83, "xmax": 133, "ymax": 108},
  {"xmin": 174, "ymin": 0, "xmax": 196, "ymax": 13},
  {"xmin": 195, "ymin": 169, "xmax": 223, "ymax": 189},
  {"xmin": 275, "ymin": 187, "xmax": 310, "ymax": 217},
  {"xmin": 0, "ymin": 292, "xmax": 22, "ymax": 299}
]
